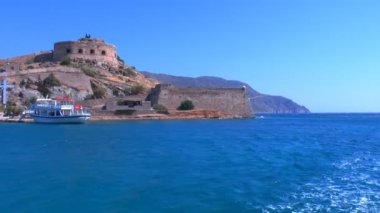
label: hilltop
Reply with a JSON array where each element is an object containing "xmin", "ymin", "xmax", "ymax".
[{"xmin": 0, "ymin": 51, "xmax": 158, "ymax": 109}]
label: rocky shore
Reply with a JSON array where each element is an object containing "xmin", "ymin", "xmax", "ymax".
[
  {"xmin": 0, "ymin": 109, "xmax": 247, "ymax": 123},
  {"xmin": 0, "ymin": 117, "xmax": 32, "ymax": 123},
  {"xmin": 92, "ymin": 109, "xmax": 236, "ymax": 121}
]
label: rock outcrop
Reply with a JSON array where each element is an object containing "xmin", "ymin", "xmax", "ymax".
[{"xmin": 0, "ymin": 51, "xmax": 158, "ymax": 111}]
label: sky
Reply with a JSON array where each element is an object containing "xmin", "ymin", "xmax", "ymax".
[{"xmin": 0, "ymin": 0, "xmax": 379, "ymax": 112}]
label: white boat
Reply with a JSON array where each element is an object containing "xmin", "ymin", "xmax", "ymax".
[{"xmin": 29, "ymin": 97, "xmax": 91, "ymax": 124}]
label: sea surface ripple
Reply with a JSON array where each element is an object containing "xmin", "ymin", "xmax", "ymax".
[{"xmin": 0, "ymin": 114, "xmax": 379, "ymax": 212}]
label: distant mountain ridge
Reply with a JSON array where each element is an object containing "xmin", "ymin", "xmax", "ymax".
[{"xmin": 142, "ymin": 72, "xmax": 310, "ymax": 114}]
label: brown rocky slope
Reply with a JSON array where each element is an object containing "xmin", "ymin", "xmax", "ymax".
[{"xmin": 0, "ymin": 53, "xmax": 159, "ymax": 112}]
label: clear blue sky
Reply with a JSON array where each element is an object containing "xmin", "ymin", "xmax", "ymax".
[{"xmin": 0, "ymin": 0, "xmax": 379, "ymax": 112}]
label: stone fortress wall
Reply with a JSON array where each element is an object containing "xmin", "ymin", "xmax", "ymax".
[
  {"xmin": 53, "ymin": 38, "xmax": 118, "ymax": 67},
  {"xmin": 148, "ymin": 84, "xmax": 253, "ymax": 117},
  {"xmin": 0, "ymin": 51, "xmax": 52, "ymax": 73}
]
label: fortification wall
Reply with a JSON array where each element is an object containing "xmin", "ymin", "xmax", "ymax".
[
  {"xmin": 0, "ymin": 53, "xmax": 35, "ymax": 67},
  {"xmin": 0, "ymin": 51, "xmax": 52, "ymax": 70},
  {"xmin": 149, "ymin": 84, "xmax": 253, "ymax": 117},
  {"xmin": 0, "ymin": 64, "xmax": 92, "ymax": 96},
  {"xmin": 53, "ymin": 38, "xmax": 118, "ymax": 66},
  {"xmin": 0, "ymin": 65, "xmax": 81, "ymax": 78}
]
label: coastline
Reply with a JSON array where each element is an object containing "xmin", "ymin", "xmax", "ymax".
[{"xmin": 0, "ymin": 109, "xmax": 251, "ymax": 123}]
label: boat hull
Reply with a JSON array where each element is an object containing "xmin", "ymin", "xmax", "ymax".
[{"xmin": 31, "ymin": 115, "xmax": 91, "ymax": 124}]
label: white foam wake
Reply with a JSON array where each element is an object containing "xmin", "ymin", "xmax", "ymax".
[{"xmin": 263, "ymin": 152, "xmax": 380, "ymax": 212}]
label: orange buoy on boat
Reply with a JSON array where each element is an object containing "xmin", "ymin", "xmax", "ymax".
[{"xmin": 74, "ymin": 104, "xmax": 82, "ymax": 110}]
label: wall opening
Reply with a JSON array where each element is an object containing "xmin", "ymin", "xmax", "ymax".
[
  {"xmin": 101, "ymin": 50, "xmax": 106, "ymax": 56},
  {"xmin": 90, "ymin": 49, "xmax": 95, "ymax": 54},
  {"xmin": 66, "ymin": 49, "xmax": 71, "ymax": 54},
  {"xmin": 78, "ymin": 49, "xmax": 83, "ymax": 54}
]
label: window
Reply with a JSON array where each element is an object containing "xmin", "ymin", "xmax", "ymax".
[
  {"xmin": 90, "ymin": 49, "xmax": 95, "ymax": 54},
  {"xmin": 78, "ymin": 49, "xmax": 83, "ymax": 54},
  {"xmin": 101, "ymin": 50, "xmax": 106, "ymax": 56},
  {"xmin": 66, "ymin": 49, "xmax": 71, "ymax": 53}
]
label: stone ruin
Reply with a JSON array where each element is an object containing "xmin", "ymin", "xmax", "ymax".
[{"xmin": 53, "ymin": 37, "xmax": 119, "ymax": 67}]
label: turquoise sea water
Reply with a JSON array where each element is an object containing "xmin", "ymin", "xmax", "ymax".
[{"xmin": 1, "ymin": 114, "xmax": 380, "ymax": 212}]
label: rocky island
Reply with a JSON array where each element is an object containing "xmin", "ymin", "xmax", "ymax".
[{"xmin": 0, "ymin": 36, "xmax": 254, "ymax": 121}]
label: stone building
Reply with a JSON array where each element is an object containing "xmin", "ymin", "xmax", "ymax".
[
  {"xmin": 53, "ymin": 37, "xmax": 119, "ymax": 67},
  {"xmin": 106, "ymin": 97, "xmax": 152, "ymax": 114},
  {"xmin": 147, "ymin": 84, "xmax": 253, "ymax": 117}
]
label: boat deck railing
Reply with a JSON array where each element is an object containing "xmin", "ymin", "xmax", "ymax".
[
  {"xmin": 30, "ymin": 104, "xmax": 91, "ymax": 116},
  {"xmin": 33, "ymin": 104, "xmax": 63, "ymax": 110}
]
